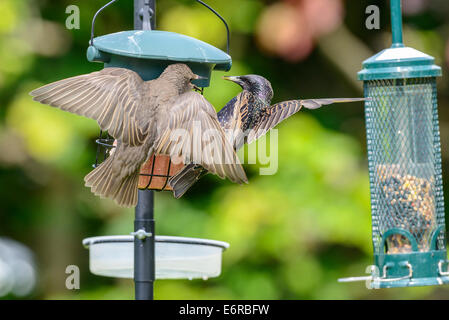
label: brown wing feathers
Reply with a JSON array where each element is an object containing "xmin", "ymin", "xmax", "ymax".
[
  {"xmin": 247, "ymin": 98, "xmax": 365, "ymax": 144},
  {"xmin": 84, "ymin": 141, "xmax": 149, "ymax": 207},
  {"xmin": 155, "ymin": 92, "xmax": 247, "ymax": 184},
  {"xmin": 30, "ymin": 68, "xmax": 147, "ymax": 146},
  {"xmin": 30, "ymin": 65, "xmax": 249, "ymax": 206}
]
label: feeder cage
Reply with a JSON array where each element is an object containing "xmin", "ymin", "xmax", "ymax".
[
  {"xmin": 346, "ymin": 0, "xmax": 449, "ymax": 288},
  {"xmin": 89, "ymin": 15, "xmax": 231, "ymax": 191}
]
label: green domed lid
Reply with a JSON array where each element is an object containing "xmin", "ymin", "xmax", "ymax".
[
  {"xmin": 358, "ymin": 0, "xmax": 441, "ymax": 81},
  {"xmin": 358, "ymin": 46, "xmax": 441, "ymax": 81},
  {"xmin": 87, "ymin": 30, "xmax": 231, "ymax": 71}
]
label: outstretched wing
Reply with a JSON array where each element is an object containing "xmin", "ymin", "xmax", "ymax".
[
  {"xmin": 247, "ymin": 98, "xmax": 365, "ymax": 144},
  {"xmin": 155, "ymin": 91, "xmax": 248, "ymax": 184},
  {"xmin": 30, "ymin": 67, "xmax": 148, "ymax": 146}
]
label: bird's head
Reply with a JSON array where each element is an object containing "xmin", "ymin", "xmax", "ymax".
[
  {"xmin": 160, "ymin": 64, "xmax": 206, "ymax": 93},
  {"xmin": 223, "ymin": 74, "xmax": 273, "ymax": 103}
]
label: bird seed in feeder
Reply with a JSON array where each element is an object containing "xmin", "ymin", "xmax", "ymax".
[{"xmin": 376, "ymin": 164, "xmax": 436, "ymax": 253}]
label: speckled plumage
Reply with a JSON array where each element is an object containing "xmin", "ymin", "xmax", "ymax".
[
  {"xmin": 218, "ymin": 75, "xmax": 273, "ymax": 145},
  {"xmin": 169, "ymin": 74, "xmax": 365, "ymax": 198}
]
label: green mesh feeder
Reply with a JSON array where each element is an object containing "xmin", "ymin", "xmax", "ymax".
[{"xmin": 341, "ymin": 0, "xmax": 448, "ymax": 288}]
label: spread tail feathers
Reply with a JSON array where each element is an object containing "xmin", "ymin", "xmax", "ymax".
[
  {"xmin": 169, "ymin": 164, "xmax": 204, "ymax": 198},
  {"xmin": 84, "ymin": 155, "xmax": 139, "ymax": 207}
]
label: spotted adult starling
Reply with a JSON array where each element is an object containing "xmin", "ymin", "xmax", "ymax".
[
  {"xmin": 169, "ymin": 74, "xmax": 365, "ymax": 197},
  {"xmin": 30, "ymin": 64, "xmax": 247, "ymax": 207}
]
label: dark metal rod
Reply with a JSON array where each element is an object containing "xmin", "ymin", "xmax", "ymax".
[
  {"xmin": 134, "ymin": 0, "xmax": 156, "ymax": 301},
  {"xmin": 134, "ymin": 189, "xmax": 155, "ymax": 300}
]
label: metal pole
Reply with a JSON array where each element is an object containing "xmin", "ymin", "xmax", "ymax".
[
  {"xmin": 134, "ymin": 189, "xmax": 155, "ymax": 300},
  {"xmin": 133, "ymin": 0, "xmax": 156, "ymax": 301},
  {"xmin": 390, "ymin": 0, "xmax": 403, "ymax": 47}
]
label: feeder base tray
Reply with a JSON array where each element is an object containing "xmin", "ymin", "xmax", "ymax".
[{"xmin": 82, "ymin": 235, "xmax": 229, "ymax": 280}]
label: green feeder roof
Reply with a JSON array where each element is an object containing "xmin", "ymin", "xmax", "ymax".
[
  {"xmin": 87, "ymin": 30, "xmax": 232, "ymax": 71},
  {"xmin": 359, "ymin": 0, "xmax": 441, "ymax": 81},
  {"xmin": 358, "ymin": 46, "xmax": 441, "ymax": 81}
]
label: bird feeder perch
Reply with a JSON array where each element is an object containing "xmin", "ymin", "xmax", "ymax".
[
  {"xmin": 89, "ymin": 5, "xmax": 231, "ymax": 191},
  {"xmin": 341, "ymin": 0, "xmax": 448, "ymax": 288}
]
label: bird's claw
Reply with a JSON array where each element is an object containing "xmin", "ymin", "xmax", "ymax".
[{"xmin": 193, "ymin": 85, "xmax": 203, "ymax": 93}]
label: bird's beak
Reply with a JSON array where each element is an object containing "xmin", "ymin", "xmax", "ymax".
[
  {"xmin": 223, "ymin": 76, "xmax": 246, "ymax": 88},
  {"xmin": 222, "ymin": 76, "xmax": 241, "ymax": 83},
  {"xmin": 194, "ymin": 74, "xmax": 207, "ymax": 80}
]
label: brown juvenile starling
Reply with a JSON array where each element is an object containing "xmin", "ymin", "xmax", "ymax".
[
  {"xmin": 169, "ymin": 74, "xmax": 365, "ymax": 197},
  {"xmin": 30, "ymin": 64, "xmax": 247, "ymax": 207}
]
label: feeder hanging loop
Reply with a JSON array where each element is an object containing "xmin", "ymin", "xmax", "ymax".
[
  {"xmin": 90, "ymin": 0, "xmax": 229, "ymax": 54},
  {"xmin": 90, "ymin": 0, "xmax": 119, "ymax": 46},
  {"xmin": 194, "ymin": 0, "xmax": 230, "ymax": 54},
  {"xmin": 91, "ymin": 0, "xmax": 154, "ymax": 43}
]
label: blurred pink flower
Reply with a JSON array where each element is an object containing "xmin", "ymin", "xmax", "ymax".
[
  {"xmin": 301, "ymin": 0, "xmax": 344, "ymax": 38},
  {"xmin": 256, "ymin": 2, "xmax": 313, "ymax": 61},
  {"xmin": 402, "ymin": 0, "xmax": 429, "ymax": 15},
  {"xmin": 256, "ymin": 0, "xmax": 344, "ymax": 61}
]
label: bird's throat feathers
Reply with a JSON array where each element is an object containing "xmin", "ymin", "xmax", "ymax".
[
  {"xmin": 158, "ymin": 64, "xmax": 195, "ymax": 94},
  {"xmin": 237, "ymin": 75, "xmax": 273, "ymax": 104}
]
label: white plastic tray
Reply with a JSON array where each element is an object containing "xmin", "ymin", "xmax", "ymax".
[{"xmin": 82, "ymin": 235, "xmax": 229, "ymax": 280}]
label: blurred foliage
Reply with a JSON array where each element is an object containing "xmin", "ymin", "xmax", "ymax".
[{"xmin": 2, "ymin": 0, "xmax": 449, "ymax": 300}]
